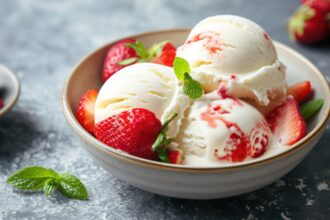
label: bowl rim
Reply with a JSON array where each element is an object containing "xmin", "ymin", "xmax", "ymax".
[
  {"xmin": 62, "ymin": 28, "xmax": 330, "ymax": 173},
  {"xmin": 0, "ymin": 64, "xmax": 20, "ymax": 117}
]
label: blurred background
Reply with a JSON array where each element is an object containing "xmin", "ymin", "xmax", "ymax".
[{"xmin": 0, "ymin": 0, "xmax": 329, "ymax": 219}]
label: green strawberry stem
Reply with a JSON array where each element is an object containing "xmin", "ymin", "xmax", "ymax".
[
  {"xmin": 118, "ymin": 40, "xmax": 169, "ymax": 65},
  {"xmin": 152, "ymin": 113, "xmax": 178, "ymax": 163}
]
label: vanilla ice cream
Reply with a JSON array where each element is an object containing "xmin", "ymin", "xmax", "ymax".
[
  {"xmin": 177, "ymin": 15, "xmax": 286, "ymax": 105},
  {"xmin": 94, "ymin": 63, "xmax": 190, "ymax": 138},
  {"xmin": 176, "ymin": 92, "xmax": 271, "ymax": 166}
]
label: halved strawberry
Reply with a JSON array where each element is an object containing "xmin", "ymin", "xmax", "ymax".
[
  {"xmin": 94, "ymin": 108, "xmax": 161, "ymax": 159},
  {"xmin": 287, "ymin": 81, "xmax": 312, "ymax": 103},
  {"xmin": 150, "ymin": 42, "xmax": 176, "ymax": 67},
  {"xmin": 76, "ymin": 90, "xmax": 98, "ymax": 134},
  {"xmin": 266, "ymin": 97, "xmax": 307, "ymax": 145},
  {"xmin": 167, "ymin": 150, "xmax": 184, "ymax": 164},
  {"xmin": 0, "ymin": 99, "xmax": 3, "ymax": 109}
]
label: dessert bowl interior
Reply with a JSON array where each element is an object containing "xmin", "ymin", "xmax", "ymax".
[
  {"xmin": 63, "ymin": 29, "xmax": 330, "ymax": 171},
  {"xmin": 0, "ymin": 64, "xmax": 20, "ymax": 118}
]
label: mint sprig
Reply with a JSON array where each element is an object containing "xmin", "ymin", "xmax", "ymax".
[
  {"xmin": 300, "ymin": 99, "xmax": 324, "ymax": 121},
  {"xmin": 7, "ymin": 166, "xmax": 88, "ymax": 200},
  {"xmin": 152, "ymin": 113, "xmax": 178, "ymax": 162},
  {"xmin": 119, "ymin": 40, "xmax": 168, "ymax": 65},
  {"xmin": 173, "ymin": 57, "xmax": 204, "ymax": 99}
]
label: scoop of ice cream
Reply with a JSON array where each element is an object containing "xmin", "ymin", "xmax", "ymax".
[
  {"xmin": 94, "ymin": 63, "xmax": 190, "ymax": 138},
  {"xmin": 176, "ymin": 92, "xmax": 271, "ymax": 166},
  {"xmin": 177, "ymin": 15, "xmax": 286, "ymax": 105}
]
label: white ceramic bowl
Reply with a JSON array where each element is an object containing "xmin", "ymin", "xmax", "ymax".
[
  {"xmin": 62, "ymin": 29, "xmax": 330, "ymax": 199},
  {"xmin": 0, "ymin": 64, "xmax": 20, "ymax": 118}
]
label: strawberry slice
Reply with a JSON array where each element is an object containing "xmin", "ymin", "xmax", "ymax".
[
  {"xmin": 94, "ymin": 108, "xmax": 161, "ymax": 159},
  {"xmin": 287, "ymin": 81, "xmax": 312, "ymax": 103},
  {"xmin": 266, "ymin": 97, "xmax": 307, "ymax": 145},
  {"xmin": 167, "ymin": 150, "xmax": 184, "ymax": 164},
  {"xmin": 76, "ymin": 90, "xmax": 98, "ymax": 134},
  {"xmin": 150, "ymin": 42, "xmax": 176, "ymax": 67}
]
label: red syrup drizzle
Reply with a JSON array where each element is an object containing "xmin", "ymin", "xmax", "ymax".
[
  {"xmin": 200, "ymin": 101, "xmax": 269, "ymax": 162},
  {"xmin": 229, "ymin": 74, "xmax": 237, "ymax": 80},
  {"xmin": 263, "ymin": 32, "xmax": 270, "ymax": 41},
  {"xmin": 186, "ymin": 31, "xmax": 223, "ymax": 54}
]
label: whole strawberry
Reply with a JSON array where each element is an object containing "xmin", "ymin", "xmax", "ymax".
[
  {"xmin": 150, "ymin": 42, "xmax": 176, "ymax": 67},
  {"xmin": 102, "ymin": 40, "xmax": 176, "ymax": 82},
  {"xmin": 288, "ymin": 0, "xmax": 329, "ymax": 43},
  {"xmin": 94, "ymin": 108, "xmax": 162, "ymax": 159},
  {"xmin": 102, "ymin": 38, "xmax": 138, "ymax": 82}
]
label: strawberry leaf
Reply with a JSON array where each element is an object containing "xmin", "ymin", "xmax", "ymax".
[
  {"xmin": 148, "ymin": 40, "xmax": 168, "ymax": 58},
  {"xmin": 152, "ymin": 113, "xmax": 178, "ymax": 163},
  {"xmin": 126, "ymin": 41, "xmax": 149, "ymax": 59},
  {"xmin": 118, "ymin": 57, "xmax": 138, "ymax": 66},
  {"xmin": 300, "ymin": 99, "xmax": 324, "ymax": 121}
]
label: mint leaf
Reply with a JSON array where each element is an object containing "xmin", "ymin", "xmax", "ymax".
[
  {"xmin": 173, "ymin": 57, "xmax": 191, "ymax": 81},
  {"xmin": 58, "ymin": 174, "xmax": 88, "ymax": 200},
  {"xmin": 7, "ymin": 166, "xmax": 88, "ymax": 200},
  {"xmin": 152, "ymin": 113, "xmax": 178, "ymax": 162},
  {"xmin": 43, "ymin": 179, "xmax": 58, "ymax": 196},
  {"xmin": 7, "ymin": 166, "xmax": 59, "ymax": 190},
  {"xmin": 183, "ymin": 73, "xmax": 204, "ymax": 99},
  {"xmin": 126, "ymin": 41, "xmax": 149, "ymax": 59},
  {"xmin": 300, "ymin": 99, "xmax": 324, "ymax": 121},
  {"xmin": 117, "ymin": 57, "xmax": 138, "ymax": 66},
  {"xmin": 148, "ymin": 40, "xmax": 168, "ymax": 58}
]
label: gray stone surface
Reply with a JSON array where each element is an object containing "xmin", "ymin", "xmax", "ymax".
[{"xmin": 0, "ymin": 0, "xmax": 329, "ymax": 219}]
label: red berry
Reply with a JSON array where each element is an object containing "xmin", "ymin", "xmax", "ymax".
[
  {"xmin": 0, "ymin": 99, "xmax": 3, "ymax": 109},
  {"xmin": 94, "ymin": 108, "xmax": 162, "ymax": 159},
  {"xmin": 150, "ymin": 43, "xmax": 176, "ymax": 67},
  {"xmin": 168, "ymin": 150, "xmax": 184, "ymax": 164},
  {"xmin": 247, "ymin": 122, "xmax": 269, "ymax": 158},
  {"xmin": 102, "ymin": 38, "xmax": 137, "ymax": 82},
  {"xmin": 288, "ymin": 3, "xmax": 328, "ymax": 43},
  {"xmin": 77, "ymin": 90, "xmax": 98, "ymax": 134},
  {"xmin": 266, "ymin": 97, "xmax": 307, "ymax": 145},
  {"xmin": 287, "ymin": 81, "xmax": 312, "ymax": 103},
  {"xmin": 301, "ymin": 0, "xmax": 330, "ymax": 12}
]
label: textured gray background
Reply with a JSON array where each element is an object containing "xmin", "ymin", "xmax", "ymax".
[{"xmin": 0, "ymin": 0, "xmax": 330, "ymax": 219}]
